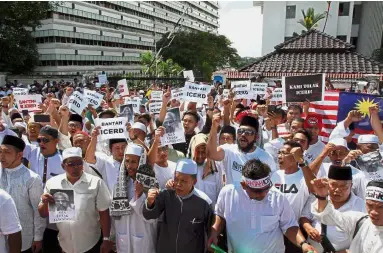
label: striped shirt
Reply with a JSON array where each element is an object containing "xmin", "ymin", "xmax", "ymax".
[{"xmin": 277, "ymin": 122, "xmax": 290, "ymax": 138}]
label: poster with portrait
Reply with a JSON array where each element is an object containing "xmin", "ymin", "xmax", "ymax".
[
  {"xmin": 48, "ymin": 189, "xmax": 75, "ymax": 223},
  {"xmin": 356, "ymin": 151, "xmax": 383, "ymax": 181},
  {"xmin": 119, "ymin": 104, "xmax": 134, "ymax": 124},
  {"xmin": 160, "ymin": 107, "xmax": 185, "ymax": 146}
]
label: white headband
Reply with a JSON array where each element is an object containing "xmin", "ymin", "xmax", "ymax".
[
  {"xmin": 366, "ymin": 186, "xmax": 383, "ymax": 203},
  {"xmin": 242, "ymin": 175, "xmax": 272, "ymax": 189}
]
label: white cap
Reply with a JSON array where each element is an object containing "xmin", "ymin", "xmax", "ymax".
[
  {"xmin": 62, "ymin": 147, "xmax": 82, "ymax": 160},
  {"xmin": 358, "ymin": 134, "xmax": 379, "ymax": 144},
  {"xmin": 14, "ymin": 122, "xmax": 27, "ymax": 129},
  {"xmin": 139, "ymin": 90, "xmax": 144, "ymax": 93},
  {"xmin": 175, "ymin": 159, "xmax": 197, "ymax": 175},
  {"xmin": 329, "ymin": 138, "xmax": 349, "ymax": 150},
  {"xmin": 124, "ymin": 143, "xmax": 143, "ymax": 157},
  {"xmin": 132, "ymin": 122, "xmax": 147, "ymax": 134}
]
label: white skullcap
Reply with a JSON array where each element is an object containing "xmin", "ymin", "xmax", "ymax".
[
  {"xmin": 14, "ymin": 122, "xmax": 27, "ymax": 129},
  {"xmin": 132, "ymin": 122, "xmax": 147, "ymax": 134},
  {"xmin": 125, "ymin": 143, "xmax": 143, "ymax": 157},
  {"xmin": 175, "ymin": 159, "xmax": 197, "ymax": 175},
  {"xmin": 358, "ymin": 134, "xmax": 379, "ymax": 144},
  {"xmin": 329, "ymin": 138, "xmax": 349, "ymax": 150},
  {"xmin": 62, "ymin": 147, "xmax": 82, "ymax": 160},
  {"xmin": 139, "ymin": 90, "xmax": 144, "ymax": 93}
]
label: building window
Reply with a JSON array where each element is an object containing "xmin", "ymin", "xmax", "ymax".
[
  {"xmin": 352, "ymin": 4, "xmax": 362, "ymax": 24},
  {"xmin": 337, "ymin": 35, "xmax": 347, "ymax": 41},
  {"xmin": 286, "ymin": 5, "xmax": 296, "ymax": 19},
  {"xmin": 339, "ymin": 2, "xmax": 350, "ymax": 16},
  {"xmin": 351, "ymin": 37, "xmax": 358, "ymax": 47},
  {"xmin": 284, "ymin": 36, "xmax": 293, "ymax": 42}
]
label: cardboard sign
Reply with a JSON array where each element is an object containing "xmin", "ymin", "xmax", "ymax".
[
  {"xmin": 183, "ymin": 70, "xmax": 195, "ymax": 82},
  {"xmin": 136, "ymin": 164, "xmax": 160, "ymax": 190},
  {"xmin": 98, "ymin": 74, "xmax": 107, "ymax": 84},
  {"xmin": 171, "ymin": 88, "xmax": 184, "ymax": 101},
  {"xmin": 49, "ymin": 189, "xmax": 75, "ymax": 224},
  {"xmin": 119, "ymin": 104, "xmax": 134, "ymax": 124},
  {"xmin": 149, "ymin": 101, "xmax": 162, "ymax": 114},
  {"xmin": 183, "ymin": 82, "xmax": 211, "ymax": 104},
  {"xmin": 13, "ymin": 88, "xmax": 28, "ymax": 96},
  {"xmin": 68, "ymin": 91, "xmax": 88, "ymax": 115},
  {"xmin": 251, "ymin": 82, "xmax": 268, "ymax": 97},
  {"xmin": 150, "ymin": 90, "xmax": 163, "ymax": 101},
  {"xmin": 84, "ymin": 89, "xmax": 103, "ymax": 108},
  {"xmin": 232, "ymin": 81, "xmax": 252, "ymax": 99},
  {"xmin": 222, "ymin": 89, "xmax": 230, "ymax": 101},
  {"xmin": 161, "ymin": 107, "xmax": 186, "ymax": 146},
  {"xmin": 95, "ymin": 117, "xmax": 128, "ymax": 141},
  {"xmin": 270, "ymin": 88, "xmax": 285, "ymax": 102},
  {"xmin": 117, "ymin": 79, "xmax": 129, "ymax": 97},
  {"xmin": 283, "ymin": 74, "xmax": 325, "ymax": 103},
  {"xmin": 15, "ymin": 94, "xmax": 42, "ymax": 112},
  {"xmin": 124, "ymin": 97, "xmax": 141, "ymax": 113}
]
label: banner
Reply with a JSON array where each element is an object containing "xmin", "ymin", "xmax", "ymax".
[
  {"xmin": 251, "ymin": 82, "xmax": 268, "ymax": 97},
  {"xmin": 183, "ymin": 82, "xmax": 211, "ymax": 104},
  {"xmin": 49, "ymin": 189, "xmax": 75, "ymax": 224},
  {"xmin": 117, "ymin": 79, "xmax": 129, "ymax": 97},
  {"xmin": 119, "ymin": 104, "xmax": 134, "ymax": 124},
  {"xmin": 95, "ymin": 117, "xmax": 128, "ymax": 141},
  {"xmin": 337, "ymin": 92, "xmax": 383, "ymax": 131},
  {"xmin": 13, "ymin": 88, "xmax": 28, "ymax": 96},
  {"xmin": 283, "ymin": 74, "xmax": 325, "ymax": 103},
  {"xmin": 149, "ymin": 101, "xmax": 162, "ymax": 114},
  {"xmin": 15, "ymin": 94, "xmax": 42, "ymax": 112},
  {"xmin": 98, "ymin": 74, "xmax": 107, "ymax": 84},
  {"xmin": 171, "ymin": 88, "xmax": 184, "ymax": 101},
  {"xmin": 84, "ymin": 89, "xmax": 103, "ymax": 108},
  {"xmin": 125, "ymin": 97, "xmax": 140, "ymax": 113},
  {"xmin": 68, "ymin": 91, "xmax": 88, "ymax": 115},
  {"xmin": 232, "ymin": 81, "xmax": 252, "ymax": 99},
  {"xmin": 270, "ymin": 88, "xmax": 285, "ymax": 103},
  {"xmin": 161, "ymin": 108, "xmax": 186, "ymax": 146},
  {"xmin": 183, "ymin": 70, "xmax": 195, "ymax": 82},
  {"xmin": 150, "ymin": 90, "xmax": 163, "ymax": 101}
]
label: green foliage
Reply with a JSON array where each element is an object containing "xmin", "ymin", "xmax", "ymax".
[
  {"xmin": 0, "ymin": 1, "xmax": 57, "ymax": 74},
  {"xmin": 156, "ymin": 31, "xmax": 240, "ymax": 80},
  {"xmin": 298, "ymin": 7, "xmax": 327, "ymax": 31},
  {"xmin": 237, "ymin": 57, "xmax": 261, "ymax": 69},
  {"xmin": 140, "ymin": 51, "xmax": 183, "ymax": 78}
]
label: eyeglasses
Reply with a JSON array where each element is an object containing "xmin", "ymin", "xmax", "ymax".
[
  {"xmin": 68, "ymin": 123, "xmax": 82, "ymax": 128},
  {"xmin": 237, "ymin": 129, "xmax": 256, "ymax": 136},
  {"xmin": 37, "ymin": 137, "xmax": 51, "ymax": 144},
  {"xmin": 65, "ymin": 160, "xmax": 83, "ymax": 167},
  {"xmin": 277, "ymin": 151, "xmax": 293, "ymax": 156}
]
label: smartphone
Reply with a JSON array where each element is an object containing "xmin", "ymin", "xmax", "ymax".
[
  {"xmin": 34, "ymin": 114, "xmax": 50, "ymax": 123},
  {"xmin": 267, "ymin": 105, "xmax": 277, "ymax": 112},
  {"xmin": 22, "ymin": 110, "xmax": 29, "ymax": 116}
]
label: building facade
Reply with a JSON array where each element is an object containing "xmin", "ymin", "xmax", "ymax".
[
  {"xmin": 255, "ymin": 1, "xmax": 369, "ymax": 56},
  {"xmin": 32, "ymin": 1, "xmax": 219, "ymax": 76}
]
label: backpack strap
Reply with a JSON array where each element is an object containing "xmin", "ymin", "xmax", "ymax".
[
  {"xmin": 89, "ymin": 165, "xmax": 103, "ymax": 179},
  {"xmin": 353, "ymin": 215, "xmax": 369, "ymax": 239}
]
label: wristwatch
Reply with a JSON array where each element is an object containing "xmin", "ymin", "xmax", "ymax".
[
  {"xmin": 298, "ymin": 160, "xmax": 308, "ymax": 167},
  {"xmin": 299, "ymin": 240, "xmax": 310, "ymax": 248},
  {"xmin": 313, "ymin": 193, "xmax": 328, "ymax": 200}
]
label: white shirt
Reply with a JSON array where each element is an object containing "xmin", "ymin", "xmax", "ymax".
[
  {"xmin": 271, "ymin": 168, "xmax": 310, "ymax": 220},
  {"xmin": 153, "ymin": 161, "xmax": 176, "ymax": 189},
  {"xmin": 219, "ymin": 144, "xmax": 277, "ymax": 185},
  {"xmin": 312, "ymin": 200, "xmax": 383, "ymax": 253},
  {"xmin": 0, "ymin": 189, "xmax": 22, "ymax": 253},
  {"xmin": 93, "ymin": 152, "xmax": 121, "ymax": 193},
  {"xmin": 215, "ymin": 184, "xmax": 298, "ymax": 253},
  {"xmin": 303, "ymin": 193, "xmax": 365, "ymax": 252},
  {"xmin": 44, "ymin": 172, "xmax": 111, "ymax": 253},
  {"xmin": 195, "ymin": 164, "xmax": 223, "ymax": 207},
  {"xmin": 305, "ymin": 139, "xmax": 329, "ymax": 164}
]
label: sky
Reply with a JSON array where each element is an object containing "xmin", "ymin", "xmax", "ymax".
[{"xmin": 218, "ymin": 1, "xmax": 263, "ymax": 58}]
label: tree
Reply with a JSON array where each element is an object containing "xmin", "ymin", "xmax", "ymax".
[
  {"xmin": 237, "ymin": 57, "xmax": 261, "ymax": 69},
  {"xmin": 140, "ymin": 51, "xmax": 183, "ymax": 78},
  {"xmin": 0, "ymin": 2, "xmax": 56, "ymax": 74},
  {"xmin": 156, "ymin": 31, "xmax": 240, "ymax": 80},
  {"xmin": 298, "ymin": 8, "xmax": 327, "ymax": 31}
]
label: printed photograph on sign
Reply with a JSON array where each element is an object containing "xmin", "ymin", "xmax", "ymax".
[
  {"xmin": 283, "ymin": 74, "xmax": 325, "ymax": 103},
  {"xmin": 49, "ymin": 189, "xmax": 75, "ymax": 224},
  {"xmin": 136, "ymin": 164, "xmax": 160, "ymax": 190},
  {"xmin": 161, "ymin": 107, "xmax": 185, "ymax": 146},
  {"xmin": 119, "ymin": 104, "xmax": 134, "ymax": 124}
]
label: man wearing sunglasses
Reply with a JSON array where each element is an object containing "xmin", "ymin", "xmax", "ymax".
[
  {"xmin": 208, "ymin": 159, "xmax": 316, "ymax": 253},
  {"xmin": 207, "ymin": 114, "xmax": 276, "ymax": 185},
  {"xmin": 38, "ymin": 147, "xmax": 112, "ymax": 253}
]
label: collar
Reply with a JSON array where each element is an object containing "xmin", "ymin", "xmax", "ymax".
[
  {"xmin": 62, "ymin": 171, "xmax": 89, "ymax": 185},
  {"xmin": 4, "ymin": 163, "xmax": 24, "ymax": 173},
  {"xmin": 178, "ymin": 187, "xmax": 195, "ymax": 200},
  {"xmin": 42, "ymin": 149, "xmax": 59, "ymax": 158}
]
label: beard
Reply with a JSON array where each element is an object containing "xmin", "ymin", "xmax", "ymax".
[{"xmin": 237, "ymin": 139, "xmax": 256, "ymax": 153}]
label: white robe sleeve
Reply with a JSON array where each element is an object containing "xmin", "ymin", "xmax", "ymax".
[{"xmin": 329, "ymin": 120, "xmax": 350, "ymax": 140}]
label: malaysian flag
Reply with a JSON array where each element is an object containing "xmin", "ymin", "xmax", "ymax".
[{"xmin": 308, "ymin": 91, "xmax": 374, "ymax": 143}]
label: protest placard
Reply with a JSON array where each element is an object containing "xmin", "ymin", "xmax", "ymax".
[
  {"xmin": 283, "ymin": 74, "xmax": 325, "ymax": 103},
  {"xmin": 119, "ymin": 104, "xmax": 134, "ymax": 124},
  {"xmin": 125, "ymin": 97, "xmax": 141, "ymax": 113},
  {"xmin": 98, "ymin": 74, "xmax": 107, "ymax": 84},
  {"xmin": 183, "ymin": 82, "xmax": 211, "ymax": 104},
  {"xmin": 270, "ymin": 88, "xmax": 285, "ymax": 103},
  {"xmin": 151, "ymin": 90, "xmax": 163, "ymax": 101},
  {"xmin": 15, "ymin": 94, "xmax": 42, "ymax": 112},
  {"xmin": 13, "ymin": 88, "xmax": 28, "ymax": 96},
  {"xmin": 222, "ymin": 89, "xmax": 230, "ymax": 101},
  {"xmin": 49, "ymin": 189, "xmax": 75, "ymax": 224},
  {"xmin": 183, "ymin": 70, "xmax": 195, "ymax": 82},
  {"xmin": 68, "ymin": 91, "xmax": 88, "ymax": 115},
  {"xmin": 161, "ymin": 108, "xmax": 185, "ymax": 146},
  {"xmin": 117, "ymin": 79, "xmax": 129, "ymax": 97},
  {"xmin": 171, "ymin": 88, "xmax": 184, "ymax": 101},
  {"xmin": 84, "ymin": 89, "xmax": 103, "ymax": 108},
  {"xmin": 251, "ymin": 82, "xmax": 268, "ymax": 97},
  {"xmin": 95, "ymin": 83, "xmax": 102, "ymax": 88},
  {"xmin": 149, "ymin": 101, "xmax": 163, "ymax": 114},
  {"xmin": 232, "ymin": 81, "xmax": 252, "ymax": 99},
  {"xmin": 95, "ymin": 117, "xmax": 128, "ymax": 141}
]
